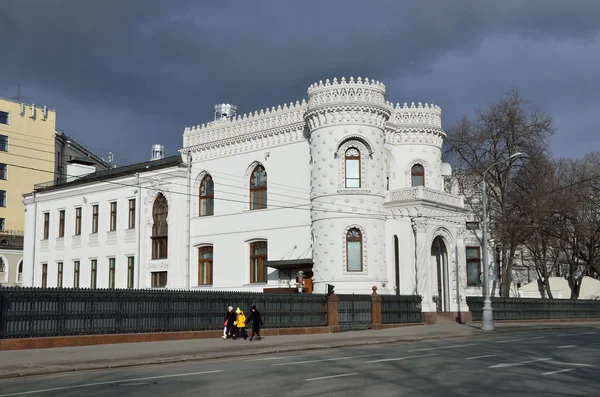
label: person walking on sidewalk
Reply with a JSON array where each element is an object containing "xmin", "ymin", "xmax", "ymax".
[
  {"xmin": 223, "ymin": 306, "xmax": 236, "ymax": 339},
  {"xmin": 246, "ymin": 305, "xmax": 263, "ymax": 341},
  {"xmin": 236, "ymin": 308, "xmax": 248, "ymax": 340}
]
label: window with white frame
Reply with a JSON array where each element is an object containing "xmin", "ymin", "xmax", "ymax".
[
  {"xmin": 344, "ymin": 148, "xmax": 361, "ymax": 188},
  {"xmin": 346, "ymin": 228, "xmax": 363, "ymax": 272}
]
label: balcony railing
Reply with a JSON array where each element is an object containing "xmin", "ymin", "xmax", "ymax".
[
  {"xmin": 0, "ymin": 230, "xmax": 24, "ymax": 250},
  {"xmin": 387, "ymin": 186, "xmax": 464, "ymax": 208}
]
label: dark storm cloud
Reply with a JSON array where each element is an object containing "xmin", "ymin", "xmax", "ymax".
[{"xmin": 1, "ymin": 0, "xmax": 599, "ymax": 164}]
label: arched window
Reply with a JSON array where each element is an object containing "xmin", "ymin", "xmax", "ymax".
[
  {"xmin": 345, "ymin": 148, "xmax": 361, "ymax": 188},
  {"xmin": 151, "ymin": 193, "xmax": 168, "ymax": 259},
  {"xmin": 250, "ymin": 165, "xmax": 267, "ymax": 210},
  {"xmin": 250, "ymin": 241, "xmax": 268, "ymax": 283},
  {"xmin": 199, "ymin": 174, "xmax": 214, "ymax": 216},
  {"xmin": 17, "ymin": 260, "xmax": 23, "ymax": 283},
  {"xmin": 346, "ymin": 228, "xmax": 363, "ymax": 272},
  {"xmin": 0, "ymin": 257, "xmax": 5, "ymax": 273},
  {"xmin": 411, "ymin": 164, "xmax": 424, "ymax": 187},
  {"xmin": 198, "ymin": 246, "xmax": 213, "ymax": 285}
]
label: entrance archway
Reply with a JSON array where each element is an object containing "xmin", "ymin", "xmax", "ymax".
[{"xmin": 431, "ymin": 236, "xmax": 450, "ymax": 312}]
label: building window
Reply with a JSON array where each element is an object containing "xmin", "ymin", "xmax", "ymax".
[
  {"xmin": 466, "ymin": 247, "xmax": 482, "ymax": 286},
  {"xmin": 75, "ymin": 207, "xmax": 82, "ymax": 235},
  {"xmin": 0, "ymin": 257, "xmax": 4, "ymax": 273},
  {"xmin": 108, "ymin": 258, "xmax": 116, "ymax": 289},
  {"xmin": 0, "ymin": 190, "xmax": 6, "ymax": 207},
  {"xmin": 198, "ymin": 246, "xmax": 213, "ymax": 285},
  {"xmin": 41, "ymin": 264, "xmax": 48, "ymax": 288},
  {"xmin": 43, "ymin": 213, "xmax": 50, "ymax": 239},
  {"xmin": 90, "ymin": 259, "xmax": 97, "ymax": 289},
  {"xmin": 128, "ymin": 199, "xmax": 136, "ymax": 229},
  {"xmin": 58, "ymin": 210, "xmax": 65, "ymax": 237},
  {"xmin": 411, "ymin": 164, "xmax": 425, "ymax": 187},
  {"xmin": 109, "ymin": 202, "xmax": 117, "ymax": 231},
  {"xmin": 0, "ymin": 111, "xmax": 8, "ymax": 125},
  {"xmin": 345, "ymin": 148, "xmax": 361, "ymax": 188},
  {"xmin": 199, "ymin": 175, "xmax": 214, "ymax": 216},
  {"xmin": 151, "ymin": 271, "xmax": 167, "ymax": 288},
  {"xmin": 73, "ymin": 261, "xmax": 80, "ymax": 288},
  {"xmin": 346, "ymin": 228, "xmax": 363, "ymax": 272},
  {"xmin": 151, "ymin": 194, "xmax": 168, "ymax": 259},
  {"xmin": 17, "ymin": 260, "xmax": 23, "ymax": 283},
  {"xmin": 91, "ymin": 205, "xmax": 98, "ymax": 233},
  {"xmin": 0, "ymin": 218, "xmax": 5, "ymax": 232},
  {"xmin": 0, "ymin": 163, "xmax": 6, "ymax": 180},
  {"xmin": 127, "ymin": 256, "xmax": 134, "ymax": 288},
  {"xmin": 250, "ymin": 241, "xmax": 268, "ymax": 283},
  {"xmin": 57, "ymin": 262, "xmax": 63, "ymax": 288},
  {"xmin": 250, "ymin": 165, "xmax": 267, "ymax": 210},
  {"xmin": 0, "ymin": 135, "xmax": 7, "ymax": 151}
]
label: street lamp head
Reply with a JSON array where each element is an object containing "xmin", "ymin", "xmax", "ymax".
[{"xmin": 510, "ymin": 152, "xmax": 523, "ymax": 159}]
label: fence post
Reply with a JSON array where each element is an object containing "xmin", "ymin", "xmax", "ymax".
[
  {"xmin": 327, "ymin": 294, "xmax": 340, "ymax": 333},
  {"xmin": 371, "ymin": 286, "xmax": 382, "ymax": 330},
  {"xmin": 0, "ymin": 292, "xmax": 6, "ymax": 339}
]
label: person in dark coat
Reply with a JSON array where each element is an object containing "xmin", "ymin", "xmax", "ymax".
[
  {"xmin": 246, "ymin": 305, "xmax": 264, "ymax": 341},
  {"xmin": 223, "ymin": 306, "xmax": 237, "ymax": 339}
]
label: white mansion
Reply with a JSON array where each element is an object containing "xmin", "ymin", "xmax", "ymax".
[{"xmin": 22, "ymin": 77, "xmax": 488, "ymax": 313}]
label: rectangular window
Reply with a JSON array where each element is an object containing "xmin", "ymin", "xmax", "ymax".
[
  {"xmin": 198, "ymin": 246, "xmax": 213, "ymax": 285},
  {"xmin": 73, "ymin": 261, "xmax": 80, "ymax": 288},
  {"xmin": 0, "ymin": 218, "xmax": 5, "ymax": 232},
  {"xmin": 57, "ymin": 262, "xmax": 63, "ymax": 288},
  {"xmin": 108, "ymin": 258, "xmax": 116, "ymax": 289},
  {"xmin": 250, "ymin": 241, "xmax": 268, "ymax": 283},
  {"xmin": 151, "ymin": 271, "xmax": 167, "ymax": 288},
  {"xmin": 90, "ymin": 259, "xmax": 97, "ymax": 289},
  {"xmin": 0, "ymin": 135, "xmax": 7, "ymax": 151},
  {"xmin": 91, "ymin": 205, "xmax": 98, "ymax": 233},
  {"xmin": 345, "ymin": 159, "xmax": 360, "ymax": 188},
  {"xmin": 41, "ymin": 264, "xmax": 48, "ymax": 288},
  {"xmin": 128, "ymin": 199, "xmax": 136, "ymax": 229},
  {"xmin": 43, "ymin": 212, "xmax": 50, "ymax": 239},
  {"xmin": 127, "ymin": 256, "xmax": 135, "ymax": 288},
  {"xmin": 0, "ymin": 111, "xmax": 8, "ymax": 124},
  {"xmin": 75, "ymin": 207, "xmax": 82, "ymax": 235},
  {"xmin": 0, "ymin": 190, "xmax": 6, "ymax": 207},
  {"xmin": 58, "ymin": 210, "xmax": 65, "ymax": 237},
  {"xmin": 466, "ymin": 247, "xmax": 482, "ymax": 286},
  {"xmin": 109, "ymin": 202, "xmax": 117, "ymax": 231},
  {"xmin": 0, "ymin": 163, "xmax": 6, "ymax": 180}
]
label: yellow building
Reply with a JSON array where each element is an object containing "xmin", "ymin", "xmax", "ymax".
[{"xmin": 0, "ymin": 98, "xmax": 56, "ymax": 232}]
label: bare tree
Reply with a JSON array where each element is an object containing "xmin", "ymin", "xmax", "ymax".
[{"xmin": 446, "ymin": 89, "xmax": 555, "ymax": 297}]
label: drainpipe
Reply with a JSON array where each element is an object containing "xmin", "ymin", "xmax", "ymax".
[
  {"xmin": 31, "ymin": 192, "xmax": 38, "ymax": 286},
  {"xmin": 185, "ymin": 151, "xmax": 192, "ymax": 290},
  {"xmin": 136, "ymin": 173, "xmax": 141, "ymax": 288}
]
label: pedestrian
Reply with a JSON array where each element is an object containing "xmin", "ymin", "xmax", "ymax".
[
  {"xmin": 236, "ymin": 308, "xmax": 248, "ymax": 340},
  {"xmin": 246, "ymin": 305, "xmax": 263, "ymax": 341},
  {"xmin": 222, "ymin": 306, "xmax": 236, "ymax": 339}
]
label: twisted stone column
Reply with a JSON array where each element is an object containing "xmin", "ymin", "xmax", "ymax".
[{"xmin": 412, "ymin": 218, "xmax": 431, "ymax": 311}]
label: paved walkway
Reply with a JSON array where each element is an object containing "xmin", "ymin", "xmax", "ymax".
[{"xmin": 1, "ymin": 322, "xmax": 598, "ymax": 379}]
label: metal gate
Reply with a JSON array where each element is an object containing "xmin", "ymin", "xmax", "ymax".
[{"xmin": 337, "ymin": 294, "xmax": 371, "ymax": 331}]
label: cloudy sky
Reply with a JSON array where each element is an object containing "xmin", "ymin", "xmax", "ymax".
[{"xmin": 1, "ymin": 0, "xmax": 599, "ymax": 166}]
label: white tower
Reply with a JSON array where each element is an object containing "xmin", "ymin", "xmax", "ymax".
[
  {"xmin": 151, "ymin": 144, "xmax": 165, "ymax": 161},
  {"xmin": 214, "ymin": 104, "xmax": 237, "ymax": 121},
  {"xmin": 305, "ymin": 77, "xmax": 392, "ymax": 294}
]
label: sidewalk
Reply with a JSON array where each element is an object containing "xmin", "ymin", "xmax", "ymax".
[{"xmin": 1, "ymin": 322, "xmax": 599, "ymax": 379}]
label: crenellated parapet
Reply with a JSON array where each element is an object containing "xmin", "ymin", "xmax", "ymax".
[
  {"xmin": 390, "ymin": 102, "xmax": 442, "ymax": 129},
  {"xmin": 182, "ymin": 100, "xmax": 308, "ymax": 149},
  {"xmin": 385, "ymin": 102, "xmax": 446, "ymax": 148},
  {"xmin": 305, "ymin": 77, "xmax": 391, "ymax": 130}
]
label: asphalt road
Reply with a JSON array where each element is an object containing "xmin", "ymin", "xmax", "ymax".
[{"xmin": 0, "ymin": 326, "xmax": 599, "ymax": 397}]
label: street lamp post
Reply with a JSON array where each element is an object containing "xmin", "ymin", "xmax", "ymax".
[{"xmin": 481, "ymin": 152, "xmax": 522, "ymax": 331}]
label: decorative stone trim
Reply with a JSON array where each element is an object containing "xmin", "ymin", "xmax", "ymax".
[
  {"xmin": 89, "ymin": 233, "xmax": 98, "ymax": 247},
  {"xmin": 72, "ymin": 235, "xmax": 81, "ymax": 249},
  {"xmin": 125, "ymin": 228, "xmax": 136, "ymax": 242},
  {"xmin": 106, "ymin": 231, "xmax": 117, "ymax": 246},
  {"xmin": 388, "ymin": 186, "xmax": 464, "ymax": 209},
  {"xmin": 148, "ymin": 260, "xmax": 169, "ymax": 271},
  {"xmin": 412, "ymin": 218, "xmax": 428, "ymax": 233},
  {"xmin": 336, "ymin": 139, "xmax": 371, "ymax": 191},
  {"xmin": 307, "ymin": 77, "xmax": 387, "ymax": 108},
  {"xmin": 40, "ymin": 240, "xmax": 49, "ymax": 252},
  {"xmin": 55, "ymin": 237, "xmax": 64, "ymax": 251},
  {"xmin": 385, "ymin": 127, "xmax": 446, "ymax": 148},
  {"xmin": 305, "ymin": 105, "xmax": 390, "ymax": 130},
  {"xmin": 341, "ymin": 224, "xmax": 368, "ymax": 275},
  {"xmin": 406, "ymin": 159, "xmax": 432, "ymax": 188},
  {"xmin": 390, "ymin": 102, "xmax": 442, "ymax": 128},
  {"xmin": 432, "ymin": 226, "xmax": 455, "ymax": 249}
]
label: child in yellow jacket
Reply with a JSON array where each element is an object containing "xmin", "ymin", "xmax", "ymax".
[{"xmin": 236, "ymin": 308, "xmax": 248, "ymax": 340}]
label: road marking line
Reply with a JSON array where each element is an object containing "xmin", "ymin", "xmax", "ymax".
[
  {"xmin": 465, "ymin": 354, "xmax": 497, "ymax": 360},
  {"xmin": 246, "ymin": 356, "xmax": 297, "ymax": 361},
  {"xmin": 305, "ymin": 373, "xmax": 359, "ymax": 381},
  {"xmin": 408, "ymin": 343, "xmax": 476, "ymax": 352},
  {"xmin": 542, "ymin": 368, "xmax": 574, "ymax": 376},
  {"xmin": 495, "ymin": 336, "xmax": 545, "ymax": 343},
  {"xmin": 364, "ymin": 353, "xmax": 438, "ymax": 364},
  {"xmin": 271, "ymin": 354, "xmax": 380, "ymax": 366},
  {"xmin": 549, "ymin": 360, "xmax": 593, "ymax": 367},
  {"xmin": 0, "ymin": 370, "xmax": 224, "ymax": 397},
  {"xmin": 557, "ymin": 345, "xmax": 576, "ymax": 349},
  {"xmin": 489, "ymin": 358, "xmax": 551, "ymax": 369}
]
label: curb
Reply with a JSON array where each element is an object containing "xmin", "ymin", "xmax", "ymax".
[{"xmin": 0, "ymin": 323, "xmax": 596, "ymax": 380}]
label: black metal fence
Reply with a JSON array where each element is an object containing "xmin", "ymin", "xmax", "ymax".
[
  {"xmin": 381, "ymin": 295, "xmax": 423, "ymax": 324},
  {"xmin": 0, "ymin": 287, "xmax": 328, "ymax": 339},
  {"xmin": 337, "ymin": 294, "xmax": 372, "ymax": 331},
  {"xmin": 467, "ymin": 297, "xmax": 600, "ymax": 322}
]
